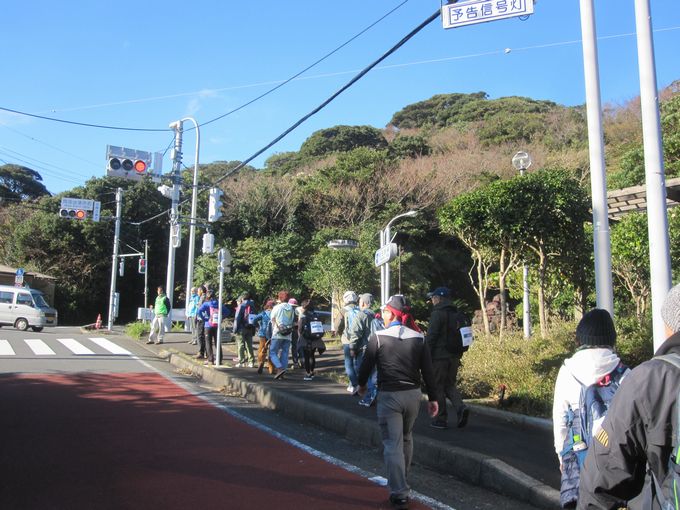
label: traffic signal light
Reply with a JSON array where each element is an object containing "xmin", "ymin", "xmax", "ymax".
[
  {"xmin": 208, "ymin": 187, "xmax": 224, "ymax": 222},
  {"xmin": 59, "ymin": 208, "xmax": 89, "ymax": 220},
  {"xmin": 138, "ymin": 258, "xmax": 147, "ymax": 274},
  {"xmin": 108, "ymin": 157, "xmax": 149, "ymax": 175},
  {"xmin": 202, "ymin": 233, "xmax": 215, "ymax": 254}
]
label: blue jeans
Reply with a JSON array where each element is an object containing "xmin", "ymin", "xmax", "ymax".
[
  {"xmin": 343, "ymin": 344, "xmax": 364, "ymax": 387},
  {"xmin": 270, "ymin": 337, "xmax": 291, "ymax": 370}
]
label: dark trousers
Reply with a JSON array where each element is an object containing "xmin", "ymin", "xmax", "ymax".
[
  {"xmin": 432, "ymin": 355, "xmax": 464, "ymax": 420},
  {"xmin": 205, "ymin": 327, "xmax": 216, "ymax": 362},
  {"xmin": 195, "ymin": 319, "xmax": 205, "ymax": 356},
  {"xmin": 303, "ymin": 346, "xmax": 316, "ymax": 374}
]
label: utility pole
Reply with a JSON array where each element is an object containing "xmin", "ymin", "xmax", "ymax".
[
  {"xmin": 578, "ymin": 0, "xmax": 614, "ymax": 316},
  {"xmin": 107, "ymin": 188, "xmax": 123, "ymax": 330},
  {"xmin": 144, "ymin": 239, "xmax": 149, "ymax": 309},
  {"xmin": 166, "ymin": 122, "xmax": 183, "ymax": 307},
  {"xmin": 634, "ymin": 0, "xmax": 672, "ymax": 351}
]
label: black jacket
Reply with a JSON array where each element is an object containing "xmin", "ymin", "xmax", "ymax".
[
  {"xmin": 425, "ymin": 301, "xmax": 469, "ymax": 360},
  {"xmin": 577, "ymin": 331, "xmax": 680, "ymax": 510},
  {"xmin": 357, "ymin": 323, "xmax": 437, "ymax": 400}
]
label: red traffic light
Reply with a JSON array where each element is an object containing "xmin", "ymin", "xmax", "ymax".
[
  {"xmin": 74, "ymin": 210, "xmax": 87, "ymax": 220},
  {"xmin": 134, "ymin": 160, "xmax": 147, "ymax": 174}
]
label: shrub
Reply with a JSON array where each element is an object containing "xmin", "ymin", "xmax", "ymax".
[{"xmin": 125, "ymin": 321, "xmax": 150, "ymax": 339}]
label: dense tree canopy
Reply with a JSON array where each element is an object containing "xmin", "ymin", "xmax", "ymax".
[{"xmin": 0, "ymin": 164, "xmax": 50, "ymax": 202}]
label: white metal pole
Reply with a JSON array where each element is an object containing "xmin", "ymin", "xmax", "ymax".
[
  {"xmin": 183, "ymin": 117, "xmax": 200, "ymax": 332},
  {"xmin": 380, "ymin": 229, "xmax": 386, "ymax": 305},
  {"xmin": 384, "ymin": 225, "xmax": 391, "ymax": 302},
  {"xmin": 166, "ymin": 122, "xmax": 183, "ymax": 308},
  {"xmin": 216, "ymin": 263, "xmax": 224, "ymax": 366},
  {"xmin": 522, "ymin": 263, "xmax": 531, "ymax": 338},
  {"xmin": 579, "ymin": 0, "xmax": 615, "ymax": 315},
  {"xmin": 107, "ymin": 187, "xmax": 123, "ymax": 330},
  {"xmin": 634, "ymin": 0, "xmax": 672, "ymax": 351}
]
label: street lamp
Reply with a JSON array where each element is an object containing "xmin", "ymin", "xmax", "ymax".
[
  {"xmin": 512, "ymin": 151, "xmax": 532, "ymax": 338},
  {"xmin": 381, "ymin": 210, "xmax": 418, "ymax": 305}
]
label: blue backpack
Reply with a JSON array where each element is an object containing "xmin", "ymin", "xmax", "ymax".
[{"xmin": 560, "ymin": 362, "xmax": 629, "ymax": 508}]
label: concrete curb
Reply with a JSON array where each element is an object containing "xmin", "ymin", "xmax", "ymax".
[{"xmin": 162, "ymin": 348, "xmax": 560, "ymax": 509}]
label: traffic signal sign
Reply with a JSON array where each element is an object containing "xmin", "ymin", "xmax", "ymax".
[
  {"xmin": 208, "ymin": 187, "xmax": 224, "ymax": 222},
  {"xmin": 106, "ymin": 145, "xmax": 153, "ymax": 181},
  {"xmin": 59, "ymin": 208, "xmax": 89, "ymax": 220},
  {"xmin": 138, "ymin": 258, "xmax": 147, "ymax": 274}
]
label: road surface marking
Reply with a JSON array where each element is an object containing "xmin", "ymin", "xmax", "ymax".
[
  {"xmin": 89, "ymin": 337, "xmax": 131, "ymax": 355},
  {"xmin": 25, "ymin": 339, "xmax": 55, "ymax": 355},
  {"xmin": 0, "ymin": 340, "xmax": 15, "ymax": 356},
  {"xmin": 57, "ymin": 338, "xmax": 95, "ymax": 355}
]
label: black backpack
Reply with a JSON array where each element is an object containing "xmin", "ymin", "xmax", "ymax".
[
  {"xmin": 445, "ymin": 310, "xmax": 471, "ymax": 354},
  {"xmin": 302, "ymin": 312, "xmax": 325, "ymax": 340}
]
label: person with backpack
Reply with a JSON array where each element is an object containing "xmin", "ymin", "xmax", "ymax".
[
  {"xmin": 232, "ymin": 292, "xmax": 257, "ymax": 368},
  {"xmin": 297, "ymin": 299, "xmax": 327, "ymax": 381},
  {"xmin": 197, "ymin": 290, "xmax": 230, "ymax": 365},
  {"xmin": 577, "ymin": 284, "xmax": 680, "ymax": 510},
  {"xmin": 358, "ymin": 293, "xmax": 382, "ymax": 407},
  {"xmin": 253, "ymin": 299, "xmax": 275, "ymax": 374},
  {"xmin": 269, "ymin": 290, "xmax": 296, "ymax": 379},
  {"xmin": 425, "ymin": 287, "xmax": 472, "ymax": 430},
  {"xmin": 288, "ymin": 298, "xmax": 302, "ymax": 369},
  {"xmin": 552, "ymin": 308, "xmax": 628, "ymax": 508},
  {"xmin": 336, "ymin": 290, "xmax": 369, "ymax": 394}
]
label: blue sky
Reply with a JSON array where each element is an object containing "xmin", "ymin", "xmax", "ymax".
[{"xmin": 1, "ymin": 0, "xmax": 679, "ymax": 195}]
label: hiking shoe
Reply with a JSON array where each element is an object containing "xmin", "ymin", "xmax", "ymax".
[
  {"xmin": 346, "ymin": 384, "xmax": 356, "ymax": 393},
  {"xmin": 457, "ymin": 406, "xmax": 470, "ymax": 428},
  {"xmin": 274, "ymin": 369, "xmax": 287, "ymax": 380},
  {"xmin": 303, "ymin": 374, "xmax": 314, "ymax": 381},
  {"xmin": 247, "ymin": 362, "xmax": 254, "ymax": 368},
  {"xmin": 194, "ymin": 354, "xmax": 205, "ymax": 360},
  {"xmin": 430, "ymin": 419, "xmax": 448, "ymax": 430},
  {"xmin": 257, "ymin": 364, "xmax": 264, "ymax": 374},
  {"xmin": 146, "ymin": 340, "xmax": 153, "ymax": 344},
  {"xmin": 154, "ymin": 340, "xmax": 163, "ymax": 345},
  {"xmin": 235, "ymin": 362, "xmax": 244, "ymax": 368},
  {"xmin": 389, "ymin": 494, "xmax": 409, "ymax": 510}
]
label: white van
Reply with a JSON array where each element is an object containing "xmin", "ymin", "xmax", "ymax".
[{"xmin": 0, "ymin": 285, "xmax": 58, "ymax": 332}]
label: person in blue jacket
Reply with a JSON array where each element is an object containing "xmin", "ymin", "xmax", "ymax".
[
  {"xmin": 197, "ymin": 290, "xmax": 230, "ymax": 365},
  {"xmin": 253, "ymin": 299, "xmax": 274, "ymax": 374}
]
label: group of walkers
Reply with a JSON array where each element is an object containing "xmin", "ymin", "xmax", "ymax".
[
  {"xmin": 183, "ymin": 287, "xmax": 328, "ymax": 380},
  {"xmin": 149, "ymin": 280, "xmax": 680, "ymax": 510}
]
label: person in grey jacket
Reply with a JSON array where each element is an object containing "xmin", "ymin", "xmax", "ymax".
[
  {"xmin": 357, "ymin": 295, "xmax": 438, "ymax": 510},
  {"xmin": 577, "ymin": 283, "xmax": 680, "ymax": 510},
  {"xmin": 425, "ymin": 287, "xmax": 471, "ymax": 430}
]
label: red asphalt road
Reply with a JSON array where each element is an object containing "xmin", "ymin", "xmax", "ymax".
[{"xmin": 0, "ymin": 372, "xmax": 432, "ymax": 510}]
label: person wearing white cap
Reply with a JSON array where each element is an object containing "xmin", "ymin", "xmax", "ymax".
[{"xmin": 577, "ymin": 283, "xmax": 680, "ymax": 509}]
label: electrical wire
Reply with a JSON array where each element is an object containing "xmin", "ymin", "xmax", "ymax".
[{"xmin": 128, "ymin": 7, "xmax": 442, "ymax": 228}]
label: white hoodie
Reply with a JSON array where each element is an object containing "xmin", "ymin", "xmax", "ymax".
[{"xmin": 552, "ymin": 347, "xmax": 623, "ymax": 460}]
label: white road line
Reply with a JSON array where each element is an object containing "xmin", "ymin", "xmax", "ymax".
[
  {"xmin": 0, "ymin": 340, "xmax": 15, "ymax": 356},
  {"xmin": 88, "ymin": 337, "xmax": 131, "ymax": 355},
  {"xmin": 25, "ymin": 339, "xmax": 56, "ymax": 355},
  {"xmin": 57, "ymin": 338, "xmax": 95, "ymax": 355}
]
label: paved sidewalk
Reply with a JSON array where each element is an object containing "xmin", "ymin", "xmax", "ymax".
[{"xmin": 136, "ymin": 331, "xmax": 561, "ymax": 509}]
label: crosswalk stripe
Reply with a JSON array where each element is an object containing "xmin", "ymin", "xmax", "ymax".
[
  {"xmin": 89, "ymin": 337, "xmax": 131, "ymax": 355},
  {"xmin": 25, "ymin": 339, "xmax": 56, "ymax": 355},
  {"xmin": 0, "ymin": 340, "xmax": 15, "ymax": 356},
  {"xmin": 57, "ymin": 338, "xmax": 95, "ymax": 355}
]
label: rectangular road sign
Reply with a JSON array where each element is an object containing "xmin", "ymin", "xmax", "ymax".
[
  {"xmin": 442, "ymin": 0, "xmax": 534, "ymax": 29},
  {"xmin": 60, "ymin": 198, "xmax": 94, "ymax": 210},
  {"xmin": 374, "ymin": 243, "xmax": 398, "ymax": 267}
]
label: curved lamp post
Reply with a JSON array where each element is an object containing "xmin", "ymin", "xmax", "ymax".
[
  {"xmin": 512, "ymin": 151, "xmax": 532, "ymax": 338},
  {"xmin": 381, "ymin": 210, "xmax": 418, "ymax": 305}
]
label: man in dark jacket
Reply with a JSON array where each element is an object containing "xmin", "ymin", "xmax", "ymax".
[
  {"xmin": 577, "ymin": 283, "xmax": 680, "ymax": 510},
  {"xmin": 425, "ymin": 287, "xmax": 471, "ymax": 430},
  {"xmin": 357, "ymin": 295, "xmax": 438, "ymax": 510}
]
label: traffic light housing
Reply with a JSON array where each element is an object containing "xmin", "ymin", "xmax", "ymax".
[
  {"xmin": 106, "ymin": 145, "xmax": 153, "ymax": 181},
  {"xmin": 138, "ymin": 258, "xmax": 147, "ymax": 274},
  {"xmin": 202, "ymin": 233, "xmax": 215, "ymax": 254},
  {"xmin": 108, "ymin": 157, "xmax": 149, "ymax": 175},
  {"xmin": 208, "ymin": 187, "xmax": 224, "ymax": 222},
  {"xmin": 59, "ymin": 208, "xmax": 89, "ymax": 220}
]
